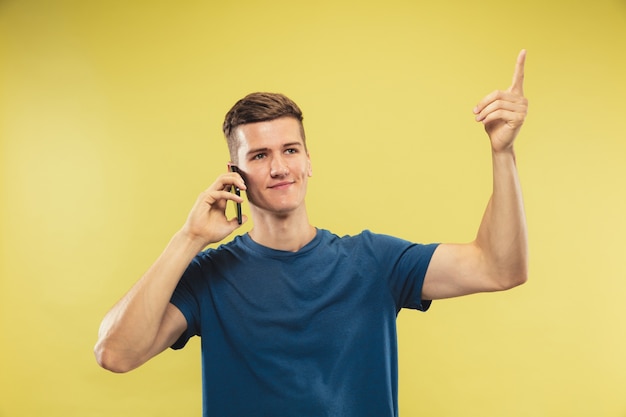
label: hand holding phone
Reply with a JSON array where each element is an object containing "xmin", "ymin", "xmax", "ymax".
[{"xmin": 230, "ymin": 165, "xmax": 243, "ymax": 225}]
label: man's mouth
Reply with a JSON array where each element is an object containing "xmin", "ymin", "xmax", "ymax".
[{"xmin": 269, "ymin": 181, "xmax": 294, "ymax": 189}]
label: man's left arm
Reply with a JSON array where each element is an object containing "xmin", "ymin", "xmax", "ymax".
[{"xmin": 422, "ymin": 50, "xmax": 529, "ymax": 300}]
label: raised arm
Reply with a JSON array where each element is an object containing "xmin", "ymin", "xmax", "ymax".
[
  {"xmin": 422, "ymin": 50, "xmax": 529, "ymax": 300},
  {"xmin": 94, "ymin": 171, "xmax": 247, "ymax": 373}
]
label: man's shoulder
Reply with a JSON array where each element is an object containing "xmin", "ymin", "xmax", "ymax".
[
  {"xmin": 317, "ymin": 229, "xmax": 398, "ymax": 251},
  {"xmin": 191, "ymin": 234, "xmax": 247, "ymax": 264}
]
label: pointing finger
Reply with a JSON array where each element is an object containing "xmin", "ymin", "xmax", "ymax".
[{"xmin": 509, "ymin": 49, "xmax": 526, "ymax": 95}]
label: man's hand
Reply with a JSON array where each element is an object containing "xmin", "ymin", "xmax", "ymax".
[
  {"xmin": 473, "ymin": 49, "xmax": 528, "ymax": 153},
  {"xmin": 181, "ymin": 170, "xmax": 247, "ymax": 247}
]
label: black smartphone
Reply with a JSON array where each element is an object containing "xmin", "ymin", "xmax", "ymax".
[{"xmin": 230, "ymin": 165, "xmax": 242, "ymax": 225}]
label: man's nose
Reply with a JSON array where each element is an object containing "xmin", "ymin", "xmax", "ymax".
[{"xmin": 270, "ymin": 155, "xmax": 289, "ymax": 177}]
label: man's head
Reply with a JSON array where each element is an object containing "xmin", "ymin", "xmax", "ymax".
[{"xmin": 223, "ymin": 92, "xmax": 306, "ymax": 164}]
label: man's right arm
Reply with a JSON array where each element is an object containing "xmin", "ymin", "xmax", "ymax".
[{"xmin": 94, "ymin": 171, "xmax": 247, "ymax": 373}]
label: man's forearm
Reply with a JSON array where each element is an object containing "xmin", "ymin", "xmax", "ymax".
[
  {"xmin": 475, "ymin": 148, "xmax": 528, "ymax": 289},
  {"xmin": 94, "ymin": 230, "xmax": 205, "ymax": 371}
]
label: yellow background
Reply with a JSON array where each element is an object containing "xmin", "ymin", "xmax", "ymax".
[{"xmin": 1, "ymin": 0, "xmax": 625, "ymax": 416}]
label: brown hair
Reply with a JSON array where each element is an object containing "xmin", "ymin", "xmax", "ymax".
[{"xmin": 222, "ymin": 92, "xmax": 306, "ymax": 163}]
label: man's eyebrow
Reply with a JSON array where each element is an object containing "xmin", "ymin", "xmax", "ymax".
[
  {"xmin": 246, "ymin": 142, "xmax": 303, "ymax": 156},
  {"xmin": 246, "ymin": 147, "xmax": 269, "ymax": 157},
  {"xmin": 283, "ymin": 142, "xmax": 303, "ymax": 148}
]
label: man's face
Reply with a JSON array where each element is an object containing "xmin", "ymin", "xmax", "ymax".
[{"xmin": 234, "ymin": 117, "xmax": 312, "ymax": 216}]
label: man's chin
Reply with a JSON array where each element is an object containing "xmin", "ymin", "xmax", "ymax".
[{"xmin": 249, "ymin": 201, "xmax": 302, "ymax": 217}]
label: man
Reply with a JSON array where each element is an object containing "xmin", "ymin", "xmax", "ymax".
[{"xmin": 95, "ymin": 50, "xmax": 529, "ymax": 416}]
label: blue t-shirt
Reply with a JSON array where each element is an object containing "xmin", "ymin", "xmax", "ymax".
[{"xmin": 171, "ymin": 229, "xmax": 438, "ymax": 417}]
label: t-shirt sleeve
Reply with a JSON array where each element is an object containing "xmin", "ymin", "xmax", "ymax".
[
  {"xmin": 362, "ymin": 231, "xmax": 439, "ymax": 312},
  {"xmin": 391, "ymin": 241, "xmax": 439, "ymax": 311},
  {"xmin": 169, "ymin": 255, "xmax": 204, "ymax": 350}
]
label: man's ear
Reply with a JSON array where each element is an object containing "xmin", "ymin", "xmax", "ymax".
[{"xmin": 307, "ymin": 154, "xmax": 313, "ymax": 177}]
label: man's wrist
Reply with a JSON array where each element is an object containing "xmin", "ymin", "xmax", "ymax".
[{"xmin": 173, "ymin": 228, "xmax": 210, "ymax": 254}]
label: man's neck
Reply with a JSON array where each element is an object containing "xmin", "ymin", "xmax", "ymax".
[{"xmin": 247, "ymin": 207, "xmax": 316, "ymax": 252}]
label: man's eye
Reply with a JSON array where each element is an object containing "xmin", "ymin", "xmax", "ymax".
[
  {"xmin": 252, "ymin": 153, "xmax": 265, "ymax": 160},
  {"xmin": 285, "ymin": 148, "xmax": 297, "ymax": 154}
]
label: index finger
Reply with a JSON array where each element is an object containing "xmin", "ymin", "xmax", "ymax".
[{"xmin": 510, "ymin": 49, "xmax": 526, "ymax": 95}]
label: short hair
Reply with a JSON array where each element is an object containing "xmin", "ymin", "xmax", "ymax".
[{"xmin": 222, "ymin": 92, "xmax": 306, "ymax": 163}]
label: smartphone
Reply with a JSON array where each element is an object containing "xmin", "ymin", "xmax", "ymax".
[{"xmin": 230, "ymin": 165, "xmax": 243, "ymax": 224}]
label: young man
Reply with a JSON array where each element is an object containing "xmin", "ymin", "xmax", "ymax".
[{"xmin": 95, "ymin": 50, "xmax": 529, "ymax": 416}]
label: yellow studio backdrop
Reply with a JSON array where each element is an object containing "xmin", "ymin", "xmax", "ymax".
[{"xmin": 1, "ymin": 0, "xmax": 625, "ymax": 416}]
